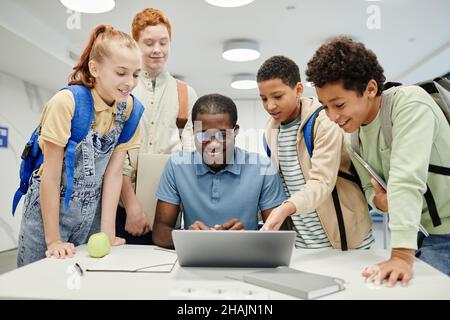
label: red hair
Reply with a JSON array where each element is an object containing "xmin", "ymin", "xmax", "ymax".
[
  {"xmin": 131, "ymin": 8, "xmax": 172, "ymax": 42},
  {"xmin": 69, "ymin": 24, "xmax": 138, "ymax": 88}
]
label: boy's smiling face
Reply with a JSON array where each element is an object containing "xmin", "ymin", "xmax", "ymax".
[
  {"xmin": 316, "ymin": 80, "xmax": 380, "ymax": 133},
  {"xmin": 258, "ymin": 78, "xmax": 303, "ymax": 124},
  {"xmin": 137, "ymin": 24, "xmax": 170, "ymax": 76}
]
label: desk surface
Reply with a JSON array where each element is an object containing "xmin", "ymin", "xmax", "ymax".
[{"xmin": 0, "ymin": 245, "xmax": 449, "ymax": 300}]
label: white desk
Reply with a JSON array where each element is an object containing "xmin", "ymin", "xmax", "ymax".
[{"xmin": 0, "ymin": 245, "xmax": 449, "ymax": 299}]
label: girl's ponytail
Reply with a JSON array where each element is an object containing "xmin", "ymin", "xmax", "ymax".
[{"xmin": 68, "ymin": 24, "xmax": 114, "ymax": 88}]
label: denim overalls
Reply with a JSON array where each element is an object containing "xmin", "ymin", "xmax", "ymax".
[{"xmin": 17, "ymin": 101, "xmax": 127, "ymax": 267}]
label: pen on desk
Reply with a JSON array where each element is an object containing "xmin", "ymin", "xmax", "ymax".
[{"xmin": 74, "ymin": 263, "xmax": 84, "ymax": 276}]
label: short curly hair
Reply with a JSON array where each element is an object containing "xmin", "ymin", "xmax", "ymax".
[
  {"xmin": 131, "ymin": 8, "xmax": 172, "ymax": 42},
  {"xmin": 305, "ymin": 36, "xmax": 385, "ymax": 96},
  {"xmin": 192, "ymin": 94, "xmax": 238, "ymax": 127},
  {"xmin": 257, "ymin": 55, "xmax": 300, "ymax": 88}
]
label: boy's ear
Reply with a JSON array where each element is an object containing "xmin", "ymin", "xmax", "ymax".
[
  {"xmin": 295, "ymin": 82, "xmax": 304, "ymax": 96},
  {"xmin": 234, "ymin": 124, "xmax": 240, "ymax": 136},
  {"xmin": 88, "ymin": 60, "xmax": 98, "ymax": 77},
  {"xmin": 366, "ymin": 79, "xmax": 378, "ymax": 98}
]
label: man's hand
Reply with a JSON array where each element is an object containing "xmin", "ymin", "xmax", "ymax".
[
  {"xmin": 260, "ymin": 202, "xmax": 295, "ymax": 231},
  {"xmin": 371, "ymin": 178, "xmax": 388, "ymax": 212},
  {"xmin": 189, "ymin": 220, "xmax": 210, "ymax": 230},
  {"xmin": 362, "ymin": 248, "xmax": 415, "ymax": 287},
  {"xmin": 212, "ymin": 218, "xmax": 245, "ymax": 230},
  {"xmin": 125, "ymin": 203, "xmax": 150, "ymax": 236}
]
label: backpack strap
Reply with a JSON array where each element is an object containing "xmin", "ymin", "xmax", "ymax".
[
  {"xmin": 379, "ymin": 86, "xmax": 400, "ymax": 147},
  {"xmin": 12, "ymin": 127, "xmax": 43, "ymax": 215},
  {"xmin": 350, "ymin": 86, "xmax": 399, "ymax": 156},
  {"xmin": 350, "ymin": 129, "xmax": 361, "ymax": 155},
  {"xmin": 434, "ymin": 77, "xmax": 450, "ymax": 91},
  {"xmin": 431, "ymin": 80, "xmax": 450, "ymax": 123},
  {"xmin": 62, "ymin": 85, "xmax": 94, "ymax": 209},
  {"xmin": 303, "ymin": 106, "xmax": 323, "ymax": 158},
  {"xmin": 302, "ymin": 106, "xmax": 348, "ymax": 250},
  {"xmin": 331, "ymin": 188, "xmax": 348, "ymax": 251},
  {"xmin": 176, "ymin": 80, "xmax": 189, "ymax": 137},
  {"xmin": 262, "ymin": 134, "xmax": 271, "ymax": 158},
  {"xmin": 117, "ymin": 94, "xmax": 144, "ymax": 145}
]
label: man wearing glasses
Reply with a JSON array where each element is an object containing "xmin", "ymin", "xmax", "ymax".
[{"xmin": 152, "ymin": 94, "xmax": 287, "ymax": 249}]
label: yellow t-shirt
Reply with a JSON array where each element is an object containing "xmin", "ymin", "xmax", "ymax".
[{"xmin": 37, "ymin": 88, "xmax": 141, "ymax": 175}]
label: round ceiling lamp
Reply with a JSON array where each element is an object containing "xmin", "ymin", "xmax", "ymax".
[
  {"xmin": 60, "ymin": 0, "xmax": 115, "ymax": 13},
  {"xmin": 205, "ymin": 0, "xmax": 255, "ymax": 8},
  {"xmin": 231, "ymin": 74, "xmax": 257, "ymax": 90},
  {"xmin": 223, "ymin": 39, "xmax": 260, "ymax": 62}
]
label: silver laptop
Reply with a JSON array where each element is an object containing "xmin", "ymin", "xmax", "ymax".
[
  {"xmin": 135, "ymin": 153, "xmax": 170, "ymax": 230},
  {"xmin": 172, "ymin": 230, "xmax": 296, "ymax": 267}
]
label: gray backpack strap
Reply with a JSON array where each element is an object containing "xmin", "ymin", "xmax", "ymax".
[
  {"xmin": 435, "ymin": 77, "xmax": 450, "ymax": 91},
  {"xmin": 434, "ymin": 80, "xmax": 450, "ymax": 123},
  {"xmin": 379, "ymin": 86, "xmax": 400, "ymax": 147},
  {"xmin": 350, "ymin": 129, "xmax": 361, "ymax": 155}
]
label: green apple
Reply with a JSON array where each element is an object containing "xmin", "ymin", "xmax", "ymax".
[{"xmin": 87, "ymin": 232, "xmax": 111, "ymax": 258}]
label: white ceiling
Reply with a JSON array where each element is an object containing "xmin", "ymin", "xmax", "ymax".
[{"xmin": 1, "ymin": 0, "xmax": 449, "ymax": 100}]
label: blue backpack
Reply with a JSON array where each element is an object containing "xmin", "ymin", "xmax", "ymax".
[
  {"xmin": 263, "ymin": 106, "xmax": 363, "ymax": 251},
  {"xmin": 263, "ymin": 106, "xmax": 323, "ymax": 158},
  {"xmin": 12, "ymin": 84, "xmax": 144, "ymax": 215}
]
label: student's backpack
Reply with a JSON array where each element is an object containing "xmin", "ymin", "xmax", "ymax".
[
  {"xmin": 175, "ymin": 79, "xmax": 189, "ymax": 138},
  {"xmin": 350, "ymin": 77, "xmax": 450, "ymax": 228},
  {"xmin": 12, "ymin": 84, "xmax": 144, "ymax": 215},
  {"xmin": 263, "ymin": 107, "xmax": 362, "ymax": 251}
]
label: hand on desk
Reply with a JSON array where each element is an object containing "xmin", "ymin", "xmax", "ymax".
[
  {"xmin": 111, "ymin": 236, "xmax": 126, "ymax": 246},
  {"xmin": 45, "ymin": 240, "xmax": 76, "ymax": 259},
  {"xmin": 362, "ymin": 248, "xmax": 415, "ymax": 287}
]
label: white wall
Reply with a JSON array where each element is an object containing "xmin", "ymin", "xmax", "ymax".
[
  {"xmin": 234, "ymin": 99, "xmax": 269, "ymax": 156},
  {"xmin": 0, "ymin": 70, "xmax": 52, "ymax": 252}
]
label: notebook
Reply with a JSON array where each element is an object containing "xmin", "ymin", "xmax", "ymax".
[{"xmin": 243, "ymin": 267, "xmax": 345, "ymax": 300}]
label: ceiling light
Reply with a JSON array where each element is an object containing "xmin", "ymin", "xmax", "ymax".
[
  {"xmin": 231, "ymin": 74, "xmax": 257, "ymax": 90},
  {"xmin": 223, "ymin": 39, "xmax": 260, "ymax": 62},
  {"xmin": 205, "ymin": 0, "xmax": 255, "ymax": 8},
  {"xmin": 60, "ymin": 0, "xmax": 115, "ymax": 13}
]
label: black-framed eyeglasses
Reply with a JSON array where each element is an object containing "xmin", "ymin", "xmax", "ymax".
[{"xmin": 195, "ymin": 127, "xmax": 237, "ymax": 143}]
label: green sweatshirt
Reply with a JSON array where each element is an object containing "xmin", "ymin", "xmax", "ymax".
[{"xmin": 346, "ymin": 86, "xmax": 450, "ymax": 249}]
